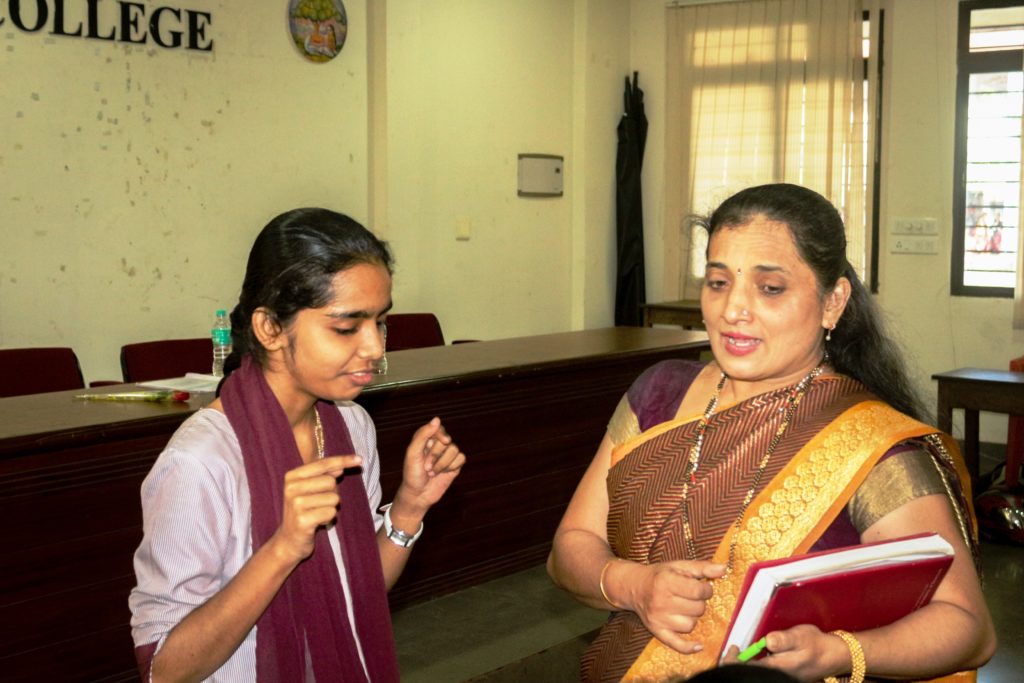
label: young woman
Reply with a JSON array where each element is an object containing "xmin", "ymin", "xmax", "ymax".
[
  {"xmin": 548, "ymin": 184, "xmax": 995, "ymax": 682},
  {"xmin": 130, "ymin": 208, "xmax": 465, "ymax": 682}
]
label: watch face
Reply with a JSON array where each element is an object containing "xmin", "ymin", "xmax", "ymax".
[
  {"xmin": 387, "ymin": 529, "xmax": 413, "ymax": 547},
  {"xmin": 288, "ymin": 0, "xmax": 348, "ymax": 63}
]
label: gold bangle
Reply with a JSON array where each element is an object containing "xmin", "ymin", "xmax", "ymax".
[
  {"xmin": 824, "ymin": 630, "xmax": 866, "ymax": 683},
  {"xmin": 599, "ymin": 558, "xmax": 623, "ymax": 609}
]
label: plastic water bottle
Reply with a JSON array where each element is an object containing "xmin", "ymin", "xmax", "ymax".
[{"xmin": 211, "ymin": 309, "xmax": 232, "ymax": 377}]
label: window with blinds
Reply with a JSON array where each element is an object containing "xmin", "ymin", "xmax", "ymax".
[{"xmin": 953, "ymin": 1, "xmax": 1024, "ymax": 296}]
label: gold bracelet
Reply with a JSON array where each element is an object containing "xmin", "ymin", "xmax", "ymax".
[
  {"xmin": 598, "ymin": 558, "xmax": 623, "ymax": 609},
  {"xmin": 824, "ymin": 629, "xmax": 866, "ymax": 683}
]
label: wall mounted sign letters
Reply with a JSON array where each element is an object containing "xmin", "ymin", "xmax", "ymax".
[
  {"xmin": 0, "ymin": 1, "xmax": 213, "ymax": 51},
  {"xmin": 288, "ymin": 0, "xmax": 347, "ymax": 63}
]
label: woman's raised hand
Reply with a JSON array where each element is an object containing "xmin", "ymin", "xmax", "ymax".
[
  {"xmin": 619, "ymin": 559, "xmax": 728, "ymax": 654},
  {"xmin": 269, "ymin": 455, "xmax": 362, "ymax": 565},
  {"xmin": 398, "ymin": 417, "xmax": 465, "ymax": 509}
]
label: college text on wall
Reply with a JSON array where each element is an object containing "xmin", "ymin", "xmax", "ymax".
[{"xmin": 1, "ymin": 0, "xmax": 213, "ymax": 51}]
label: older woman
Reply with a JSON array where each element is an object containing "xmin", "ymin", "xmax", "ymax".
[{"xmin": 548, "ymin": 184, "xmax": 995, "ymax": 682}]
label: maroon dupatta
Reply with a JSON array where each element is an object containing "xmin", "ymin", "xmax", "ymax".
[
  {"xmin": 135, "ymin": 356, "xmax": 399, "ymax": 681},
  {"xmin": 223, "ymin": 356, "xmax": 399, "ymax": 682}
]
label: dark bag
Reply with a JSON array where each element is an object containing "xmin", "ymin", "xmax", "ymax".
[{"xmin": 975, "ymin": 461, "xmax": 1024, "ymax": 545}]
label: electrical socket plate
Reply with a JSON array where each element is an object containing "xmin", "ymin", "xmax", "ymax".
[
  {"xmin": 892, "ymin": 217, "xmax": 938, "ymax": 235},
  {"xmin": 891, "ymin": 236, "xmax": 939, "ymax": 254}
]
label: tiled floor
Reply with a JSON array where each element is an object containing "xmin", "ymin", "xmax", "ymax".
[
  {"xmin": 392, "ymin": 563, "xmax": 605, "ymax": 683},
  {"xmin": 977, "ymin": 539, "xmax": 1024, "ymax": 683},
  {"xmin": 394, "ymin": 538, "xmax": 1023, "ymax": 682},
  {"xmin": 394, "ymin": 448, "xmax": 1023, "ymax": 682}
]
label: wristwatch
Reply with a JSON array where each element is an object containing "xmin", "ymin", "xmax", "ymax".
[{"xmin": 381, "ymin": 504, "xmax": 424, "ymax": 548}]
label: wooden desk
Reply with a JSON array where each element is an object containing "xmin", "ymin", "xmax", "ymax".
[
  {"xmin": 642, "ymin": 300, "xmax": 704, "ymax": 329},
  {"xmin": 932, "ymin": 367, "xmax": 1024, "ymax": 491},
  {"xmin": 0, "ymin": 327, "xmax": 709, "ymax": 682}
]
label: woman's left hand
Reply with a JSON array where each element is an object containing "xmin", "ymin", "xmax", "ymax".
[
  {"xmin": 739, "ymin": 625, "xmax": 847, "ymax": 682},
  {"xmin": 397, "ymin": 417, "xmax": 465, "ymax": 510}
]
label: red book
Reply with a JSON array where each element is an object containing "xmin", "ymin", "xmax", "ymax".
[{"xmin": 719, "ymin": 532, "xmax": 954, "ymax": 660}]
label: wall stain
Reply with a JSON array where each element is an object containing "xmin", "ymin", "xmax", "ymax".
[{"xmin": 120, "ymin": 258, "xmax": 137, "ymax": 277}]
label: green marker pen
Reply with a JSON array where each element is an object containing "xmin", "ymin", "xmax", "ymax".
[{"xmin": 737, "ymin": 637, "xmax": 768, "ymax": 662}]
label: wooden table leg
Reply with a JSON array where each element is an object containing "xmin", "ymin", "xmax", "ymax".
[
  {"xmin": 936, "ymin": 385, "xmax": 952, "ymax": 435},
  {"xmin": 963, "ymin": 408, "xmax": 981, "ymax": 493}
]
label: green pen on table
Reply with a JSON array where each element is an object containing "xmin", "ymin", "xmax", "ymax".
[{"xmin": 737, "ymin": 636, "xmax": 768, "ymax": 662}]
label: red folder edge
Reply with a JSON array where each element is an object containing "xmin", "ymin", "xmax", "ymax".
[{"xmin": 718, "ymin": 532, "xmax": 953, "ymax": 660}]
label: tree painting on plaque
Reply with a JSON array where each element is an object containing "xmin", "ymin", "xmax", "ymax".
[{"xmin": 289, "ymin": 0, "xmax": 347, "ymax": 62}]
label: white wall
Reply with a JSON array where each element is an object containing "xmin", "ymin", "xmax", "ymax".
[
  {"xmin": 571, "ymin": 0, "xmax": 631, "ymax": 330},
  {"xmin": 3, "ymin": 1, "xmax": 632, "ymax": 384},
  {"xmin": 1, "ymin": 1, "xmax": 371, "ymax": 382},
  {"xmin": 384, "ymin": 0, "xmax": 578, "ymax": 343},
  {"xmin": 879, "ymin": 0, "xmax": 1022, "ymax": 442},
  {"xmin": 3, "ymin": 0, "xmax": 1019, "ymax": 447}
]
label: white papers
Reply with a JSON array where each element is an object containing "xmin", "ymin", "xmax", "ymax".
[{"xmin": 138, "ymin": 372, "xmax": 220, "ymax": 392}]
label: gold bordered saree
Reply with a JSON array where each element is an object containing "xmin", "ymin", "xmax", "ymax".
[{"xmin": 581, "ymin": 371, "xmax": 976, "ymax": 683}]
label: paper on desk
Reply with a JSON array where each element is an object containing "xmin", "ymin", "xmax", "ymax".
[{"xmin": 138, "ymin": 373, "xmax": 221, "ymax": 392}]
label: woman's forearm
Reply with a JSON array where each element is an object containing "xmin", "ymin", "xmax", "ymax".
[
  {"xmin": 150, "ymin": 540, "xmax": 299, "ymax": 683},
  {"xmin": 377, "ymin": 496, "xmax": 427, "ymax": 590},
  {"xmin": 852, "ymin": 600, "xmax": 996, "ymax": 679},
  {"xmin": 547, "ymin": 528, "xmax": 621, "ymax": 610}
]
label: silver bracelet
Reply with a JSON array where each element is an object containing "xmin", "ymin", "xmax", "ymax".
[{"xmin": 381, "ymin": 504, "xmax": 424, "ymax": 548}]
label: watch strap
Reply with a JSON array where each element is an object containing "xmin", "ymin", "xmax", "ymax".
[{"xmin": 381, "ymin": 503, "xmax": 424, "ymax": 548}]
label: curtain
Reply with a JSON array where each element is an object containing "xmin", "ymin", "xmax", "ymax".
[{"xmin": 664, "ymin": 0, "xmax": 868, "ymax": 301}]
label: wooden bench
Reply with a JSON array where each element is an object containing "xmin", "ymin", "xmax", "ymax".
[{"xmin": 931, "ymin": 367, "xmax": 1024, "ymax": 492}]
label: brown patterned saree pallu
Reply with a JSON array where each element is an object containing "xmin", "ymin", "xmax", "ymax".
[{"xmin": 580, "ymin": 375, "xmax": 973, "ymax": 683}]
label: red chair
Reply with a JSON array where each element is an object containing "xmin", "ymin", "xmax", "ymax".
[
  {"xmin": 0, "ymin": 347, "xmax": 85, "ymax": 397},
  {"xmin": 120, "ymin": 338, "xmax": 213, "ymax": 383},
  {"xmin": 385, "ymin": 313, "xmax": 446, "ymax": 351}
]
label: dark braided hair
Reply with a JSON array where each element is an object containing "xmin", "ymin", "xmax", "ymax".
[
  {"xmin": 218, "ymin": 208, "xmax": 393, "ymax": 391},
  {"xmin": 703, "ymin": 183, "xmax": 927, "ymax": 420}
]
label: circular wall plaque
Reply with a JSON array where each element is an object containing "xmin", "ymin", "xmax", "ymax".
[{"xmin": 289, "ymin": 0, "xmax": 348, "ymax": 63}]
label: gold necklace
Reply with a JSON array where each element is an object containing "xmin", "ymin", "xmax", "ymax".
[
  {"xmin": 313, "ymin": 408, "xmax": 325, "ymax": 460},
  {"xmin": 679, "ymin": 357, "xmax": 828, "ymax": 571}
]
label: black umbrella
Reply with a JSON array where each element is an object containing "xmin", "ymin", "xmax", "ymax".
[{"xmin": 614, "ymin": 71, "xmax": 648, "ymax": 327}]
